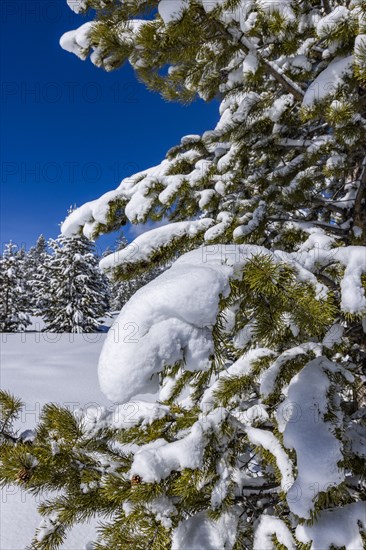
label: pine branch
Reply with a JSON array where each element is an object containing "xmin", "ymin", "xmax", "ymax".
[
  {"xmin": 269, "ymin": 217, "xmax": 347, "ymax": 236},
  {"xmin": 312, "ymin": 199, "xmax": 346, "ymax": 215},
  {"xmin": 205, "ymin": 11, "xmax": 305, "ymax": 101}
]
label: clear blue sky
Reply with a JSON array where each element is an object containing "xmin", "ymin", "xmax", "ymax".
[{"xmin": 0, "ymin": 0, "xmax": 218, "ymax": 254}]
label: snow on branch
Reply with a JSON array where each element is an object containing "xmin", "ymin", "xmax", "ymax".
[{"xmin": 99, "ymin": 219, "xmax": 214, "ymax": 273}]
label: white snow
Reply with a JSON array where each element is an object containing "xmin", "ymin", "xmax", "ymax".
[
  {"xmin": 355, "ymin": 34, "xmax": 366, "ymax": 64},
  {"xmin": 204, "ymin": 211, "xmax": 233, "ymax": 241},
  {"xmin": 242, "ymin": 51, "xmax": 258, "ymax": 75},
  {"xmin": 158, "ymin": 0, "xmax": 188, "ymax": 25},
  {"xmin": 316, "ymin": 7, "xmax": 350, "ymax": 38},
  {"xmin": 295, "ymin": 501, "xmax": 366, "ymax": 550},
  {"xmin": 66, "ymin": 0, "xmax": 87, "ymax": 13},
  {"xmin": 172, "ymin": 509, "xmax": 239, "ymax": 550},
  {"xmin": 268, "ymin": 94, "xmax": 294, "ymax": 123},
  {"xmin": 322, "ymin": 323, "xmax": 344, "ymax": 349},
  {"xmin": 277, "ymin": 356, "xmax": 353, "ymax": 518},
  {"xmin": 98, "ymin": 245, "xmax": 237, "ymax": 402},
  {"xmin": 302, "ymin": 56, "xmax": 354, "ymax": 106},
  {"xmin": 260, "ymin": 343, "xmax": 321, "ymax": 397},
  {"xmin": 256, "ymin": 0, "xmax": 295, "ymax": 20},
  {"xmin": 245, "ymin": 427, "xmax": 294, "ymax": 491},
  {"xmin": 253, "ymin": 515, "xmax": 296, "ymax": 550},
  {"xmin": 292, "ymin": 235, "xmax": 366, "ymax": 315},
  {"xmin": 131, "ymin": 408, "xmax": 226, "ymax": 482},
  {"xmin": 1, "ymin": 331, "xmax": 111, "ymax": 550},
  {"xmin": 60, "ymin": 23, "xmax": 93, "ymax": 60}
]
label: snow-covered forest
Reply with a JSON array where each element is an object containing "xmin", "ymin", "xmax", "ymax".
[
  {"xmin": 0, "ymin": 234, "xmax": 163, "ymax": 334},
  {"xmin": 1, "ymin": 0, "xmax": 366, "ymax": 549}
]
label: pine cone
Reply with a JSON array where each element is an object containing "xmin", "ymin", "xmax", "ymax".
[
  {"xmin": 131, "ymin": 474, "xmax": 142, "ymax": 486},
  {"xmin": 17, "ymin": 467, "xmax": 31, "ymax": 483}
]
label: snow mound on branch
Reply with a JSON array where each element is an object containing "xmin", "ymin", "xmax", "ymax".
[
  {"xmin": 295, "ymin": 502, "xmax": 366, "ymax": 550},
  {"xmin": 131, "ymin": 408, "xmax": 226, "ymax": 482},
  {"xmin": 172, "ymin": 509, "xmax": 239, "ymax": 550},
  {"xmin": 66, "ymin": 0, "xmax": 87, "ymax": 14},
  {"xmin": 253, "ymin": 515, "xmax": 296, "ymax": 550},
  {"xmin": 78, "ymin": 400, "xmax": 171, "ymax": 435},
  {"xmin": 316, "ymin": 6, "xmax": 350, "ymax": 38},
  {"xmin": 302, "ymin": 56, "xmax": 354, "ymax": 106},
  {"xmin": 158, "ymin": 0, "xmax": 189, "ymax": 25},
  {"xmin": 260, "ymin": 342, "xmax": 321, "ymax": 396},
  {"xmin": 293, "ymin": 236, "xmax": 366, "ymax": 314},
  {"xmin": 98, "ymin": 245, "xmax": 244, "ymax": 403},
  {"xmin": 277, "ymin": 356, "xmax": 353, "ymax": 519},
  {"xmin": 60, "ymin": 22, "xmax": 93, "ymax": 60},
  {"xmin": 61, "ymin": 152, "xmax": 202, "ymax": 238}
]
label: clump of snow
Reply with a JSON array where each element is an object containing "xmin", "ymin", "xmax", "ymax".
[
  {"xmin": 147, "ymin": 496, "xmax": 177, "ymax": 529},
  {"xmin": 66, "ymin": 0, "xmax": 87, "ymax": 14},
  {"xmin": 60, "ymin": 23, "xmax": 93, "ymax": 60},
  {"xmin": 277, "ymin": 357, "xmax": 353, "ymax": 518},
  {"xmin": 98, "ymin": 245, "xmax": 240, "ymax": 403},
  {"xmin": 131, "ymin": 408, "xmax": 226, "ymax": 482},
  {"xmin": 158, "ymin": 0, "xmax": 188, "ymax": 25},
  {"xmin": 268, "ymin": 94, "xmax": 294, "ymax": 123},
  {"xmin": 292, "ymin": 234, "xmax": 366, "ymax": 315},
  {"xmin": 335, "ymin": 246, "xmax": 366, "ymax": 314},
  {"xmin": 36, "ymin": 513, "xmax": 60, "ymax": 543},
  {"xmin": 253, "ymin": 515, "xmax": 296, "ymax": 550},
  {"xmin": 295, "ymin": 502, "xmax": 366, "ymax": 550},
  {"xmin": 204, "ymin": 212, "xmax": 233, "ymax": 241},
  {"xmin": 242, "ymin": 51, "xmax": 258, "ymax": 75},
  {"xmin": 355, "ymin": 34, "xmax": 366, "ymax": 65},
  {"xmin": 316, "ymin": 7, "xmax": 350, "ymax": 38},
  {"xmin": 79, "ymin": 400, "xmax": 171, "ymax": 435},
  {"xmin": 257, "ymin": 0, "xmax": 295, "ymax": 20},
  {"xmin": 172, "ymin": 509, "xmax": 239, "ymax": 550},
  {"xmin": 302, "ymin": 56, "xmax": 354, "ymax": 106},
  {"xmin": 233, "ymin": 202, "xmax": 266, "ymax": 239}
]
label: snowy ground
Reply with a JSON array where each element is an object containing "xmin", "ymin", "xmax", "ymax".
[{"xmin": 0, "ymin": 320, "xmax": 115, "ymax": 549}]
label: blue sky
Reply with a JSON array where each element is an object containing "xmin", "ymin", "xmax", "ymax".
[{"xmin": 0, "ymin": 0, "xmax": 218, "ymax": 254}]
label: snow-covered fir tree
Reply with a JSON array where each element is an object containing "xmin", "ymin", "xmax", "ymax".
[
  {"xmin": 41, "ymin": 234, "xmax": 110, "ymax": 332},
  {"xmin": 0, "ymin": 242, "xmax": 31, "ymax": 332},
  {"xmin": 1, "ymin": 1, "xmax": 366, "ymax": 549},
  {"xmin": 26, "ymin": 235, "xmax": 49, "ymax": 314}
]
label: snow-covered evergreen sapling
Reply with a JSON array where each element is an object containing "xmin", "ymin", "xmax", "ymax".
[
  {"xmin": 1, "ymin": 1, "xmax": 366, "ymax": 549},
  {"xmin": 41, "ymin": 234, "xmax": 110, "ymax": 332},
  {"xmin": 0, "ymin": 242, "xmax": 31, "ymax": 332},
  {"xmin": 26, "ymin": 235, "xmax": 50, "ymax": 315}
]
